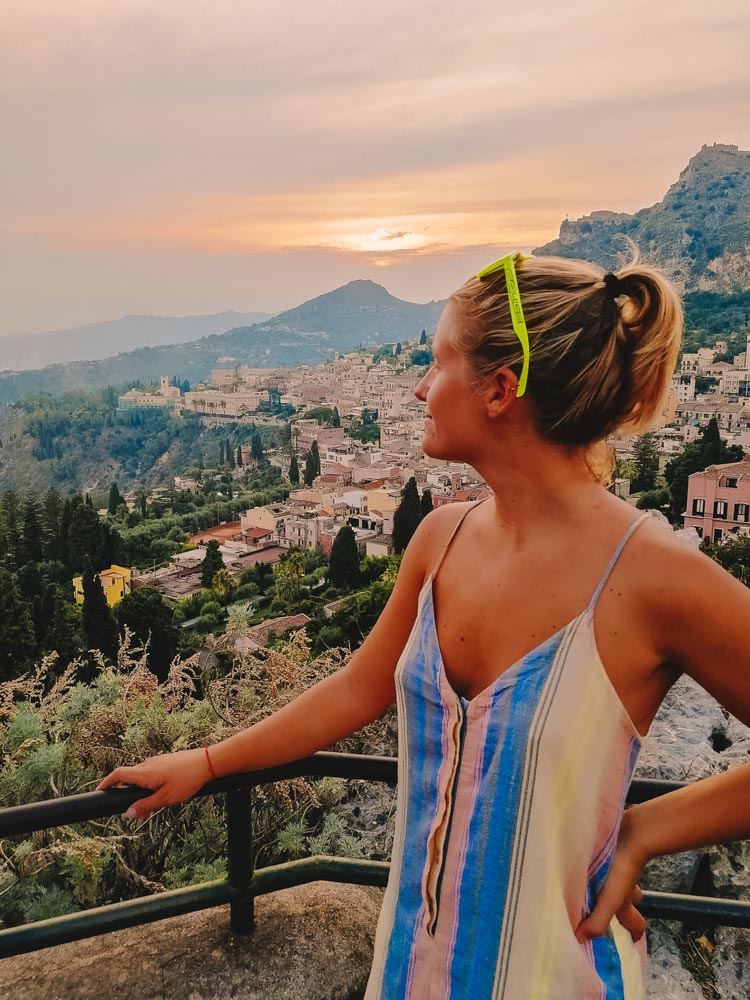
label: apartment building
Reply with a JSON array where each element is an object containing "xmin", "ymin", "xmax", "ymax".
[
  {"xmin": 671, "ymin": 375, "xmax": 696, "ymax": 403},
  {"xmin": 284, "ymin": 511, "xmax": 335, "ymax": 550},
  {"xmin": 674, "ymin": 399, "xmax": 745, "ymax": 433},
  {"xmin": 183, "ymin": 388, "xmax": 261, "ymax": 418},
  {"xmin": 684, "ymin": 456, "xmax": 750, "ymax": 542},
  {"xmin": 240, "ymin": 503, "xmax": 296, "ymax": 544},
  {"xmin": 722, "ymin": 370, "xmax": 750, "ymax": 397},
  {"xmin": 73, "ymin": 565, "xmax": 132, "ymax": 607},
  {"xmin": 291, "ymin": 420, "xmax": 346, "ymax": 452},
  {"xmin": 210, "ymin": 366, "xmax": 268, "ymax": 389},
  {"xmin": 118, "ymin": 375, "xmax": 182, "ymax": 412}
]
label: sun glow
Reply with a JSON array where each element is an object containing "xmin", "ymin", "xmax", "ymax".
[{"xmin": 331, "ymin": 228, "xmax": 433, "ymax": 253}]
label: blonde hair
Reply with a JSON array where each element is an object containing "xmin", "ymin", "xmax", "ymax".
[{"xmin": 450, "ymin": 253, "xmax": 683, "ymax": 479}]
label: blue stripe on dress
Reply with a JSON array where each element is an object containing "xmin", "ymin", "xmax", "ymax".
[
  {"xmin": 587, "ymin": 736, "xmax": 641, "ymax": 999},
  {"xmin": 381, "ymin": 598, "xmax": 448, "ymax": 995},
  {"xmin": 448, "ymin": 629, "xmax": 569, "ymax": 996}
]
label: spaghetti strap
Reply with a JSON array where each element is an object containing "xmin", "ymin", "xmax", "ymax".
[
  {"xmin": 430, "ymin": 498, "xmax": 488, "ymax": 580},
  {"xmin": 586, "ymin": 512, "xmax": 651, "ymax": 614}
]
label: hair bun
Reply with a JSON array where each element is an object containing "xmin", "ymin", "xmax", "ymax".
[{"xmin": 603, "ymin": 273, "xmax": 624, "ymax": 299}]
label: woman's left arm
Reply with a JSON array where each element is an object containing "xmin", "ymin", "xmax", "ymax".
[{"xmin": 578, "ymin": 540, "xmax": 750, "ymax": 940}]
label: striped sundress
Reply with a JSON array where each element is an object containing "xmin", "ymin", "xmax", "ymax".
[{"xmin": 365, "ymin": 505, "xmax": 650, "ymax": 1000}]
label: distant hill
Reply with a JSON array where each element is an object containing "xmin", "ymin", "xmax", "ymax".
[
  {"xmin": 0, "ymin": 310, "xmax": 273, "ymax": 371},
  {"xmin": 535, "ymin": 143, "xmax": 750, "ymax": 292},
  {"xmin": 0, "ymin": 281, "xmax": 446, "ymax": 407}
]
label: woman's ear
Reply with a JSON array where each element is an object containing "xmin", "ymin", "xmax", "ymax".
[{"xmin": 485, "ymin": 366, "xmax": 520, "ymax": 418}]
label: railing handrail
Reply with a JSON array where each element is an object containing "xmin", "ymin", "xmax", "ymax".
[
  {"xmin": 0, "ymin": 751, "xmax": 398, "ymax": 838},
  {"xmin": 1, "ymin": 752, "xmax": 747, "ymax": 962},
  {"xmin": 0, "ymin": 752, "xmax": 683, "ymax": 838}
]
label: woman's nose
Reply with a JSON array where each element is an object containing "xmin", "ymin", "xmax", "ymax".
[{"xmin": 414, "ymin": 370, "xmax": 431, "ymax": 401}]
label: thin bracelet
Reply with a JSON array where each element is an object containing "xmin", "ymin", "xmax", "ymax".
[{"xmin": 204, "ymin": 745, "xmax": 217, "ymax": 781}]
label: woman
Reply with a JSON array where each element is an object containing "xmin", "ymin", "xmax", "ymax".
[{"xmin": 100, "ymin": 254, "xmax": 750, "ymax": 999}]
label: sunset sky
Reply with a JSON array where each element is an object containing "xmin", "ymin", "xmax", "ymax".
[{"xmin": 1, "ymin": 0, "xmax": 749, "ymax": 336}]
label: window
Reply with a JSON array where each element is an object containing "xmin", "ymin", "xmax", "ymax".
[
  {"xmin": 714, "ymin": 500, "xmax": 728, "ymax": 519},
  {"xmin": 692, "ymin": 498, "xmax": 705, "ymax": 516},
  {"xmin": 695, "ymin": 526, "xmax": 703, "ymax": 539},
  {"xmin": 724, "ymin": 477, "xmax": 738, "ymax": 488},
  {"xmin": 735, "ymin": 503, "xmax": 750, "ymax": 523},
  {"xmin": 714, "ymin": 528, "xmax": 724, "ymax": 543}
]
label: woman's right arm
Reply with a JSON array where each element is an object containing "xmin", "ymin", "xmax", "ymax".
[{"xmin": 97, "ymin": 508, "xmax": 453, "ymax": 819}]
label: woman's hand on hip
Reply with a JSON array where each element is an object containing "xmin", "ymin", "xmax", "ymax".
[
  {"xmin": 96, "ymin": 747, "xmax": 211, "ymax": 821},
  {"xmin": 575, "ymin": 807, "xmax": 650, "ymax": 944}
]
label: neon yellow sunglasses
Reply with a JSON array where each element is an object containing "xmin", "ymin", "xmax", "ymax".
[{"xmin": 476, "ymin": 253, "xmax": 532, "ymax": 397}]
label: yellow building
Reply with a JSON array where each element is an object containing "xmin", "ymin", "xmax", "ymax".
[{"xmin": 73, "ymin": 565, "xmax": 132, "ymax": 608}]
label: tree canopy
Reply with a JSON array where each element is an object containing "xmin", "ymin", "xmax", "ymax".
[
  {"xmin": 200, "ymin": 540, "xmax": 225, "ymax": 589},
  {"xmin": 116, "ymin": 586, "xmax": 178, "ymax": 681},
  {"xmin": 393, "ymin": 477, "xmax": 422, "ymax": 554},
  {"xmin": 631, "ymin": 432, "xmax": 660, "ymax": 492},
  {"xmin": 81, "ymin": 559, "xmax": 119, "ymax": 663},
  {"xmin": 328, "ymin": 525, "xmax": 361, "ymax": 590}
]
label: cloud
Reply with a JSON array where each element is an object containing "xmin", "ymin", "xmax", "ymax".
[{"xmin": 0, "ymin": 0, "xmax": 748, "ymax": 332}]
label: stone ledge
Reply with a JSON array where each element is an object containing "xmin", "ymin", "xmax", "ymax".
[{"xmin": 0, "ymin": 882, "xmax": 384, "ymax": 1000}]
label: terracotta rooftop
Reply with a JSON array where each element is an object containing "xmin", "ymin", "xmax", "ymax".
[
  {"xmin": 691, "ymin": 456, "xmax": 750, "ymax": 480},
  {"xmin": 241, "ymin": 613, "xmax": 311, "ymax": 649},
  {"xmin": 190, "ymin": 521, "xmax": 243, "ymax": 544},
  {"xmin": 243, "ymin": 526, "xmax": 273, "ymax": 539}
]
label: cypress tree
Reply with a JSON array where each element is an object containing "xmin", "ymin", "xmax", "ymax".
[
  {"xmin": 236, "ymin": 444, "xmax": 243, "ymax": 467},
  {"xmin": 22, "ymin": 495, "xmax": 43, "ymax": 563},
  {"xmin": 420, "ymin": 488, "xmax": 433, "ymax": 520},
  {"xmin": 311, "ymin": 439, "xmax": 321, "ymax": 475},
  {"xmin": 31, "ymin": 594, "xmax": 44, "ymax": 644},
  {"xmin": 332, "ymin": 407, "xmax": 341, "ymax": 428},
  {"xmin": 108, "ymin": 482, "xmax": 124, "ymax": 516},
  {"xmin": 200, "ymin": 540, "xmax": 225, "ymax": 589},
  {"xmin": 251, "ymin": 432, "xmax": 264, "ymax": 461},
  {"xmin": 329, "ymin": 525, "xmax": 361, "ymax": 590},
  {"xmin": 219, "ymin": 440, "xmax": 225, "ymax": 466},
  {"xmin": 40, "ymin": 584, "xmax": 56, "ymax": 644},
  {"xmin": 393, "ymin": 477, "xmax": 422, "ymax": 554},
  {"xmin": 45, "ymin": 588, "xmax": 84, "ymax": 666},
  {"xmin": 304, "ymin": 451, "xmax": 317, "ymax": 488},
  {"xmin": 116, "ymin": 587, "xmax": 178, "ymax": 682},
  {"xmin": 0, "ymin": 568, "xmax": 35, "ymax": 679},
  {"xmin": 81, "ymin": 558, "xmax": 119, "ymax": 662},
  {"xmin": 41, "ymin": 487, "xmax": 63, "ymax": 562},
  {"xmin": 631, "ymin": 433, "xmax": 660, "ymax": 492},
  {"xmin": 703, "ymin": 417, "xmax": 722, "ymax": 452},
  {"xmin": 289, "ymin": 454, "xmax": 300, "ymax": 484},
  {"xmin": 0, "ymin": 491, "xmax": 21, "ymax": 568},
  {"xmin": 227, "ymin": 440, "xmax": 235, "ymax": 469},
  {"xmin": 419, "ymin": 329, "xmax": 427, "ymax": 345}
]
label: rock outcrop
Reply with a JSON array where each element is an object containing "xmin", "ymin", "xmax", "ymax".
[
  {"xmin": 535, "ymin": 142, "xmax": 750, "ymax": 293},
  {"xmin": 637, "ymin": 674, "xmax": 750, "ymax": 998},
  {"xmin": 0, "ymin": 882, "xmax": 383, "ymax": 1000}
]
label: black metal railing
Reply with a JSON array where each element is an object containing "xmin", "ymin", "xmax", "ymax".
[{"xmin": 0, "ymin": 752, "xmax": 749, "ymax": 959}]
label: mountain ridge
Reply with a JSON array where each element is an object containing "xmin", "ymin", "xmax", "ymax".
[
  {"xmin": 0, "ymin": 309, "xmax": 274, "ymax": 371},
  {"xmin": 535, "ymin": 143, "xmax": 750, "ymax": 292},
  {"xmin": 0, "ymin": 281, "xmax": 446, "ymax": 406}
]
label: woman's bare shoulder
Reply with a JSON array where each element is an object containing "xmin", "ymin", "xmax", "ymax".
[
  {"xmin": 404, "ymin": 501, "xmax": 478, "ymax": 577},
  {"xmin": 632, "ymin": 517, "xmax": 750, "ymax": 679}
]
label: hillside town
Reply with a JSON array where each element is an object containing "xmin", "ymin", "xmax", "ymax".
[{"xmin": 110, "ymin": 329, "xmax": 750, "ymax": 604}]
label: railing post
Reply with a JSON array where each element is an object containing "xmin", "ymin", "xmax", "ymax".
[{"xmin": 226, "ymin": 785, "xmax": 255, "ymax": 934}]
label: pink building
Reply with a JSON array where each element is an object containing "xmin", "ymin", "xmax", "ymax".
[{"xmin": 684, "ymin": 456, "xmax": 750, "ymax": 542}]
